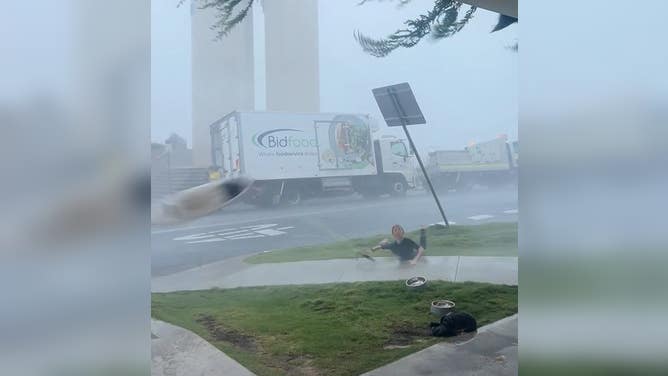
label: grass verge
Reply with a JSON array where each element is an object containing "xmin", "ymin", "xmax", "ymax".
[
  {"xmin": 245, "ymin": 222, "xmax": 517, "ymax": 264},
  {"xmin": 152, "ymin": 281, "xmax": 517, "ymax": 376}
]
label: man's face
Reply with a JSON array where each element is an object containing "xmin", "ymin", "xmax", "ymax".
[{"xmin": 392, "ymin": 228, "xmax": 404, "ymax": 242}]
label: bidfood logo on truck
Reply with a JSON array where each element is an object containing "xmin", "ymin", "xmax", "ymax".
[{"xmin": 252, "ymin": 128, "xmax": 318, "ymax": 149}]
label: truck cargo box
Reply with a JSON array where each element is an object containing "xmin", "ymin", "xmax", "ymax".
[
  {"xmin": 210, "ymin": 111, "xmax": 379, "ymax": 181},
  {"xmin": 428, "ymin": 137, "xmax": 512, "ymax": 173}
]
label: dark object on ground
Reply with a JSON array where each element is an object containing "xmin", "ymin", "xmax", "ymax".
[{"xmin": 430, "ymin": 311, "xmax": 477, "ymax": 337}]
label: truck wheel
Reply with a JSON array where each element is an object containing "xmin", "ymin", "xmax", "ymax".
[
  {"xmin": 390, "ymin": 180, "xmax": 407, "ymax": 197},
  {"xmin": 282, "ymin": 188, "xmax": 302, "ymax": 206}
]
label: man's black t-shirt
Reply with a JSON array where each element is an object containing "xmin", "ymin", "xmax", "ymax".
[{"xmin": 381, "ymin": 238, "xmax": 419, "ymax": 261}]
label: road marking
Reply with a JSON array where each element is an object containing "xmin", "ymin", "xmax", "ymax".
[
  {"xmin": 241, "ymin": 224, "xmax": 277, "ymax": 230},
  {"xmin": 503, "ymin": 209, "xmax": 518, "ymax": 214},
  {"xmin": 215, "ymin": 229, "xmax": 252, "ymax": 236},
  {"xmin": 468, "ymin": 214, "xmax": 494, "ymax": 221},
  {"xmin": 256, "ymin": 229, "xmax": 287, "ymax": 236},
  {"xmin": 173, "ymin": 233, "xmax": 217, "ymax": 241},
  {"xmin": 224, "ymin": 234, "xmax": 266, "ymax": 240},
  {"xmin": 173, "ymin": 227, "xmax": 247, "ymax": 240},
  {"xmin": 187, "ymin": 238, "xmax": 226, "ymax": 244},
  {"xmin": 174, "ymin": 223, "xmax": 294, "ymax": 244}
]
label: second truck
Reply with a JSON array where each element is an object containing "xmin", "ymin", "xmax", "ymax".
[
  {"xmin": 425, "ymin": 136, "xmax": 519, "ymax": 191},
  {"xmin": 210, "ymin": 111, "xmax": 418, "ymax": 206}
]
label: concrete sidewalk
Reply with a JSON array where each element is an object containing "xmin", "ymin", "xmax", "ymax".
[
  {"xmin": 363, "ymin": 314, "xmax": 518, "ymax": 376},
  {"xmin": 152, "ymin": 256, "xmax": 517, "ymax": 293},
  {"xmin": 151, "ymin": 319, "xmax": 255, "ymax": 376}
]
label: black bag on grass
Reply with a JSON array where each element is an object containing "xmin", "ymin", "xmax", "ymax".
[{"xmin": 430, "ymin": 312, "xmax": 477, "ymax": 337}]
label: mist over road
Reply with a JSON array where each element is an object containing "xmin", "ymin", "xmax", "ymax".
[{"xmin": 152, "ymin": 186, "xmax": 517, "ymax": 277}]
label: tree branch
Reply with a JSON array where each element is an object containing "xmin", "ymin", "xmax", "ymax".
[
  {"xmin": 355, "ymin": 0, "xmax": 477, "ymax": 57},
  {"xmin": 185, "ymin": 0, "xmax": 256, "ymax": 40}
]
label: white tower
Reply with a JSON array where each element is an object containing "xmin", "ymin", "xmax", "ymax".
[
  {"xmin": 263, "ymin": 0, "xmax": 320, "ymax": 112},
  {"xmin": 191, "ymin": 0, "xmax": 320, "ymax": 166},
  {"xmin": 190, "ymin": 2, "xmax": 255, "ymax": 167}
]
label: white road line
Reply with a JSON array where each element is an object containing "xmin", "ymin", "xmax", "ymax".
[
  {"xmin": 173, "ymin": 233, "xmax": 217, "ymax": 241},
  {"xmin": 203, "ymin": 228, "xmax": 235, "ymax": 235},
  {"xmin": 187, "ymin": 238, "xmax": 226, "ymax": 244},
  {"xmin": 468, "ymin": 214, "xmax": 494, "ymax": 221},
  {"xmin": 503, "ymin": 209, "xmax": 518, "ymax": 214},
  {"xmin": 173, "ymin": 228, "xmax": 246, "ymax": 241},
  {"xmin": 241, "ymin": 224, "xmax": 277, "ymax": 230},
  {"xmin": 224, "ymin": 234, "xmax": 266, "ymax": 240},
  {"xmin": 213, "ymin": 229, "xmax": 249, "ymax": 237},
  {"xmin": 173, "ymin": 223, "xmax": 295, "ymax": 244},
  {"xmin": 255, "ymin": 229, "xmax": 286, "ymax": 236}
]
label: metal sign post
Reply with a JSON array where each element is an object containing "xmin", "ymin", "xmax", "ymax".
[{"xmin": 372, "ymin": 83, "xmax": 449, "ymax": 228}]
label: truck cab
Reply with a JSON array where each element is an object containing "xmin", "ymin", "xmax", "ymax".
[
  {"xmin": 381, "ymin": 136, "xmax": 417, "ymax": 183},
  {"xmin": 361, "ymin": 136, "xmax": 417, "ymax": 196}
]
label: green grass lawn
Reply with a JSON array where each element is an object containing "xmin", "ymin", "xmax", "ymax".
[
  {"xmin": 152, "ymin": 281, "xmax": 517, "ymax": 376},
  {"xmin": 245, "ymin": 222, "xmax": 517, "ymax": 264}
]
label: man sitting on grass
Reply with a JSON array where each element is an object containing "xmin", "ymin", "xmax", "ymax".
[{"xmin": 371, "ymin": 224, "xmax": 425, "ymax": 265}]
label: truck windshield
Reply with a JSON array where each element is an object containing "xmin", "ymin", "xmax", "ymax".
[{"xmin": 391, "ymin": 141, "xmax": 408, "ymax": 157}]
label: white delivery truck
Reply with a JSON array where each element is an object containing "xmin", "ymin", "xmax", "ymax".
[
  {"xmin": 425, "ymin": 136, "xmax": 518, "ymax": 191},
  {"xmin": 210, "ymin": 111, "xmax": 417, "ymax": 206}
]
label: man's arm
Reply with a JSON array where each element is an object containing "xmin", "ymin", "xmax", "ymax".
[
  {"xmin": 410, "ymin": 246, "xmax": 425, "ymax": 265},
  {"xmin": 371, "ymin": 239, "xmax": 390, "ymax": 252}
]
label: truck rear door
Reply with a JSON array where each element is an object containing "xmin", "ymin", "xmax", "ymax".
[{"xmin": 211, "ymin": 114, "xmax": 242, "ymax": 178}]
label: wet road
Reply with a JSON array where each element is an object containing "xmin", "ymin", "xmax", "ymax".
[{"xmin": 151, "ymin": 186, "xmax": 517, "ymax": 277}]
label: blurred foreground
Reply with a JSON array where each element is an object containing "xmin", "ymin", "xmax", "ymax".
[
  {"xmin": 1, "ymin": 1, "xmax": 149, "ymax": 375},
  {"xmin": 520, "ymin": 0, "xmax": 668, "ymax": 372}
]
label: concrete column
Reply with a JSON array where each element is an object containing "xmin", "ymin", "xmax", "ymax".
[
  {"xmin": 262, "ymin": 0, "xmax": 320, "ymax": 112},
  {"xmin": 191, "ymin": 3, "xmax": 255, "ymax": 167}
]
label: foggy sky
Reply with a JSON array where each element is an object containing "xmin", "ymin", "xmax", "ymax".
[{"xmin": 151, "ymin": 0, "xmax": 517, "ymax": 150}]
